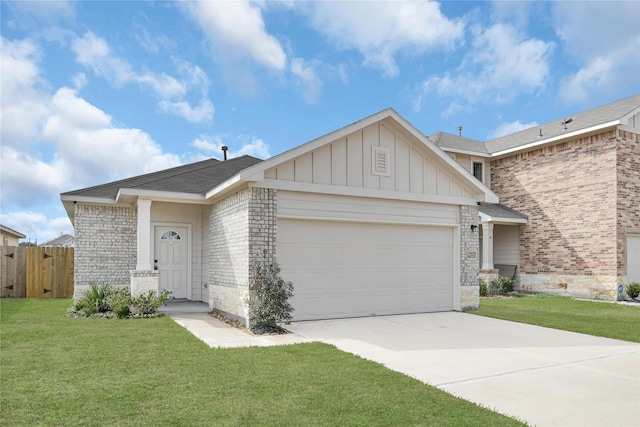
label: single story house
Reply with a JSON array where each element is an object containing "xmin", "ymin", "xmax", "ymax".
[
  {"xmin": 0, "ymin": 224, "xmax": 26, "ymax": 246},
  {"xmin": 62, "ymin": 109, "xmax": 497, "ymax": 323},
  {"xmin": 40, "ymin": 233, "xmax": 75, "ymax": 247},
  {"xmin": 434, "ymin": 94, "xmax": 640, "ymax": 299}
]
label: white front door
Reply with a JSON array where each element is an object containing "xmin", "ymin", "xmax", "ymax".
[{"xmin": 154, "ymin": 225, "xmax": 189, "ymax": 299}]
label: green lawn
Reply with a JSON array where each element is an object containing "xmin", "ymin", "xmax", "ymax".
[
  {"xmin": 1, "ymin": 299, "xmax": 523, "ymax": 426},
  {"xmin": 470, "ymin": 295, "xmax": 640, "ymax": 343}
]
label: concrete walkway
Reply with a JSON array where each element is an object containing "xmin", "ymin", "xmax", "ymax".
[
  {"xmin": 160, "ymin": 301, "xmax": 309, "ymax": 348},
  {"xmin": 163, "ymin": 302, "xmax": 640, "ymax": 427}
]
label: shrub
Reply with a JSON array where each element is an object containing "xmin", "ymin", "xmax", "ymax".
[
  {"xmin": 489, "ymin": 276, "xmax": 515, "ymax": 296},
  {"xmin": 248, "ymin": 250, "xmax": 294, "ymax": 331},
  {"xmin": 74, "ymin": 282, "xmax": 111, "ymax": 315},
  {"xmin": 107, "ymin": 287, "xmax": 133, "ymax": 319},
  {"xmin": 479, "ymin": 279, "xmax": 487, "ymax": 297},
  {"xmin": 626, "ymin": 282, "xmax": 640, "ymax": 299},
  {"xmin": 130, "ymin": 290, "xmax": 171, "ymax": 315}
]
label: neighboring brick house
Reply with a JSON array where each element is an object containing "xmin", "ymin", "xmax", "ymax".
[
  {"xmin": 62, "ymin": 109, "xmax": 496, "ymax": 324},
  {"xmin": 435, "ymin": 94, "xmax": 640, "ymax": 300}
]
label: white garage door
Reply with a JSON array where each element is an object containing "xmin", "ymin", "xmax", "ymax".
[{"xmin": 278, "ymin": 219, "xmax": 454, "ymax": 321}]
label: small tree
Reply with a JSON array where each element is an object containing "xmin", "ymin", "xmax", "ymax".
[
  {"xmin": 626, "ymin": 282, "xmax": 640, "ymax": 299},
  {"xmin": 248, "ymin": 250, "xmax": 294, "ymax": 331}
]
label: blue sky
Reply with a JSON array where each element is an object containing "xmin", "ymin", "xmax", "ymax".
[{"xmin": 1, "ymin": 0, "xmax": 639, "ymax": 243}]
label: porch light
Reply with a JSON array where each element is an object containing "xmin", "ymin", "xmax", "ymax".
[{"xmin": 470, "ymin": 225, "xmax": 478, "ymax": 233}]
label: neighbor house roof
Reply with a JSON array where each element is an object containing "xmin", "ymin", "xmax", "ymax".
[
  {"xmin": 40, "ymin": 234, "xmax": 75, "ymax": 247},
  {"xmin": 0, "ymin": 224, "xmax": 26, "ymax": 239},
  {"xmin": 430, "ymin": 131, "xmax": 489, "ymax": 156},
  {"xmin": 62, "ymin": 156, "xmax": 262, "ymax": 199},
  {"xmin": 485, "ymin": 94, "xmax": 640, "ymax": 155}
]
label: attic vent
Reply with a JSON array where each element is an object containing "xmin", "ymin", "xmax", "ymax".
[{"xmin": 372, "ymin": 147, "xmax": 391, "ymax": 176}]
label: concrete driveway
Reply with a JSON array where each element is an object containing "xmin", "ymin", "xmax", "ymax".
[{"xmin": 287, "ymin": 312, "xmax": 640, "ymax": 427}]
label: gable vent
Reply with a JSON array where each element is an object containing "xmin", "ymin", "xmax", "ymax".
[{"xmin": 372, "ymin": 146, "xmax": 391, "ymax": 176}]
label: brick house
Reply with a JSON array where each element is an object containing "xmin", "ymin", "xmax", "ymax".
[
  {"xmin": 434, "ymin": 94, "xmax": 640, "ymax": 300},
  {"xmin": 62, "ymin": 109, "xmax": 496, "ymax": 324}
]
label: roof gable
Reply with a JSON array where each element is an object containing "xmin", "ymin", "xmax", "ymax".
[{"xmin": 237, "ymin": 108, "xmax": 497, "ymax": 204}]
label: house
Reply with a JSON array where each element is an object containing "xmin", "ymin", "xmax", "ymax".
[
  {"xmin": 61, "ymin": 109, "xmax": 497, "ymax": 323},
  {"xmin": 435, "ymin": 94, "xmax": 640, "ymax": 300},
  {"xmin": 0, "ymin": 224, "xmax": 26, "ymax": 246},
  {"xmin": 40, "ymin": 233, "xmax": 75, "ymax": 247}
]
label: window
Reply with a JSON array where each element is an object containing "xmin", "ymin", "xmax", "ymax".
[
  {"xmin": 160, "ymin": 230, "xmax": 181, "ymax": 240},
  {"xmin": 472, "ymin": 161, "xmax": 484, "ymax": 182}
]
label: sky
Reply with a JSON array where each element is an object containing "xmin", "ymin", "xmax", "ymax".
[{"xmin": 1, "ymin": 0, "xmax": 639, "ymax": 244}]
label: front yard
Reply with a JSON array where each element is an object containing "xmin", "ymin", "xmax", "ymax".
[
  {"xmin": 470, "ymin": 294, "xmax": 640, "ymax": 343},
  {"xmin": 1, "ymin": 299, "xmax": 523, "ymax": 426}
]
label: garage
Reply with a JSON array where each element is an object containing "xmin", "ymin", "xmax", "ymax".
[{"xmin": 278, "ymin": 218, "xmax": 455, "ymax": 321}]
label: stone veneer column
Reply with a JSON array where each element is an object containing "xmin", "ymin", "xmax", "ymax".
[{"xmin": 459, "ymin": 204, "xmax": 480, "ymax": 310}]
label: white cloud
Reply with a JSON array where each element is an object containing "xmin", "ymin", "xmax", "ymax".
[
  {"xmin": 290, "ymin": 57, "xmax": 322, "ymax": 104},
  {"xmin": 71, "ymin": 32, "xmax": 213, "ymax": 123},
  {"xmin": 414, "ymin": 23, "xmax": 553, "ymax": 111},
  {"xmin": 5, "ymin": 0, "xmax": 75, "ymax": 24},
  {"xmin": 159, "ymin": 99, "xmax": 214, "ymax": 124},
  {"xmin": 552, "ymin": 2, "xmax": 640, "ymax": 104},
  {"xmin": 0, "ymin": 37, "xmax": 50, "ymax": 147},
  {"xmin": 303, "ymin": 1, "xmax": 464, "ymax": 77},
  {"xmin": 0, "ymin": 211, "xmax": 73, "ymax": 244},
  {"xmin": 182, "ymin": 0, "xmax": 287, "ymax": 71},
  {"xmin": 488, "ymin": 120, "xmax": 539, "ymax": 140},
  {"xmin": 191, "ymin": 134, "xmax": 271, "ymax": 160}
]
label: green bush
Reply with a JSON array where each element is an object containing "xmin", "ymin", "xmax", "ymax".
[
  {"xmin": 626, "ymin": 282, "xmax": 640, "ymax": 299},
  {"xmin": 130, "ymin": 290, "xmax": 171, "ymax": 315},
  {"xmin": 70, "ymin": 284, "xmax": 170, "ymax": 318},
  {"xmin": 248, "ymin": 250, "xmax": 294, "ymax": 330},
  {"xmin": 479, "ymin": 279, "xmax": 487, "ymax": 297},
  {"xmin": 489, "ymin": 276, "xmax": 515, "ymax": 296},
  {"xmin": 74, "ymin": 282, "xmax": 111, "ymax": 315}
]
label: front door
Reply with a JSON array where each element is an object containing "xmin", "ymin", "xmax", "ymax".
[{"xmin": 154, "ymin": 226, "xmax": 189, "ymax": 299}]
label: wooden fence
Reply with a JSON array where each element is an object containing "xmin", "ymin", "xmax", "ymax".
[{"xmin": 1, "ymin": 246, "xmax": 74, "ymax": 298}]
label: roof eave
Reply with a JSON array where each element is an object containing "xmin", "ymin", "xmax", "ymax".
[{"xmin": 490, "ymin": 120, "xmax": 621, "ymax": 158}]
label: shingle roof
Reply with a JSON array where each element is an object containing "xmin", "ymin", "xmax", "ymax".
[
  {"xmin": 62, "ymin": 155, "xmax": 263, "ymax": 199},
  {"xmin": 485, "ymin": 94, "xmax": 640, "ymax": 153},
  {"xmin": 479, "ymin": 204, "xmax": 528, "ymax": 221},
  {"xmin": 430, "ymin": 131, "xmax": 488, "ymax": 154},
  {"xmin": 41, "ymin": 234, "xmax": 74, "ymax": 247}
]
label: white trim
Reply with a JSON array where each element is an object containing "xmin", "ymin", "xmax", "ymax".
[
  {"xmin": 479, "ymin": 212, "xmax": 527, "ymax": 224},
  {"xmin": 252, "ymin": 178, "xmax": 493, "ymax": 205},
  {"xmin": 490, "ymin": 120, "xmax": 620, "ymax": 158},
  {"xmin": 453, "ymin": 224, "xmax": 461, "ymax": 311},
  {"xmin": 152, "ymin": 222, "xmax": 192, "ymax": 300},
  {"xmin": 471, "ymin": 157, "xmax": 485, "ymax": 183}
]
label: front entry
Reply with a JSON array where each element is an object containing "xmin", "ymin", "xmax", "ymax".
[{"xmin": 154, "ymin": 225, "xmax": 189, "ymax": 299}]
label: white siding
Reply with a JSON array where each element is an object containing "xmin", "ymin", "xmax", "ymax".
[
  {"xmin": 265, "ymin": 120, "xmax": 478, "ymax": 201},
  {"xmin": 494, "ymin": 225, "xmax": 521, "ymax": 266}
]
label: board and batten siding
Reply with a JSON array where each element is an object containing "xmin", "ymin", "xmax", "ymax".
[{"xmin": 263, "ymin": 120, "xmax": 478, "ymax": 201}]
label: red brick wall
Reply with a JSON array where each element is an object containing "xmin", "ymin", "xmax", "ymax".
[
  {"xmin": 616, "ymin": 130, "xmax": 640, "ymax": 274},
  {"xmin": 490, "ymin": 130, "xmax": 619, "ymax": 276}
]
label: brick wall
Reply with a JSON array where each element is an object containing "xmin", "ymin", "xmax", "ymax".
[
  {"xmin": 459, "ymin": 204, "xmax": 480, "ymax": 309},
  {"xmin": 490, "ymin": 129, "xmax": 638, "ymax": 299},
  {"xmin": 73, "ymin": 203, "xmax": 136, "ymax": 298},
  {"xmin": 616, "ymin": 130, "xmax": 640, "ymax": 277},
  {"xmin": 208, "ymin": 187, "xmax": 277, "ymax": 324}
]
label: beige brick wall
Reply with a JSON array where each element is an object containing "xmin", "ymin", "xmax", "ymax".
[
  {"xmin": 490, "ymin": 127, "xmax": 639, "ymax": 298},
  {"xmin": 73, "ymin": 203, "xmax": 137, "ymax": 298},
  {"xmin": 616, "ymin": 130, "xmax": 640, "ymax": 278},
  {"xmin": 208, "ymin": 187, "xmax": 277, "ymax": 324}
]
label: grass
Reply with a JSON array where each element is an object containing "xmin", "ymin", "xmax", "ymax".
[
  {"xmin": 1, "ymin": 299, "xmax": 524, "ymax": 426},
  {"xmin": 470, "ymin": 294, "xmax": 640, "ymax": 343}
]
